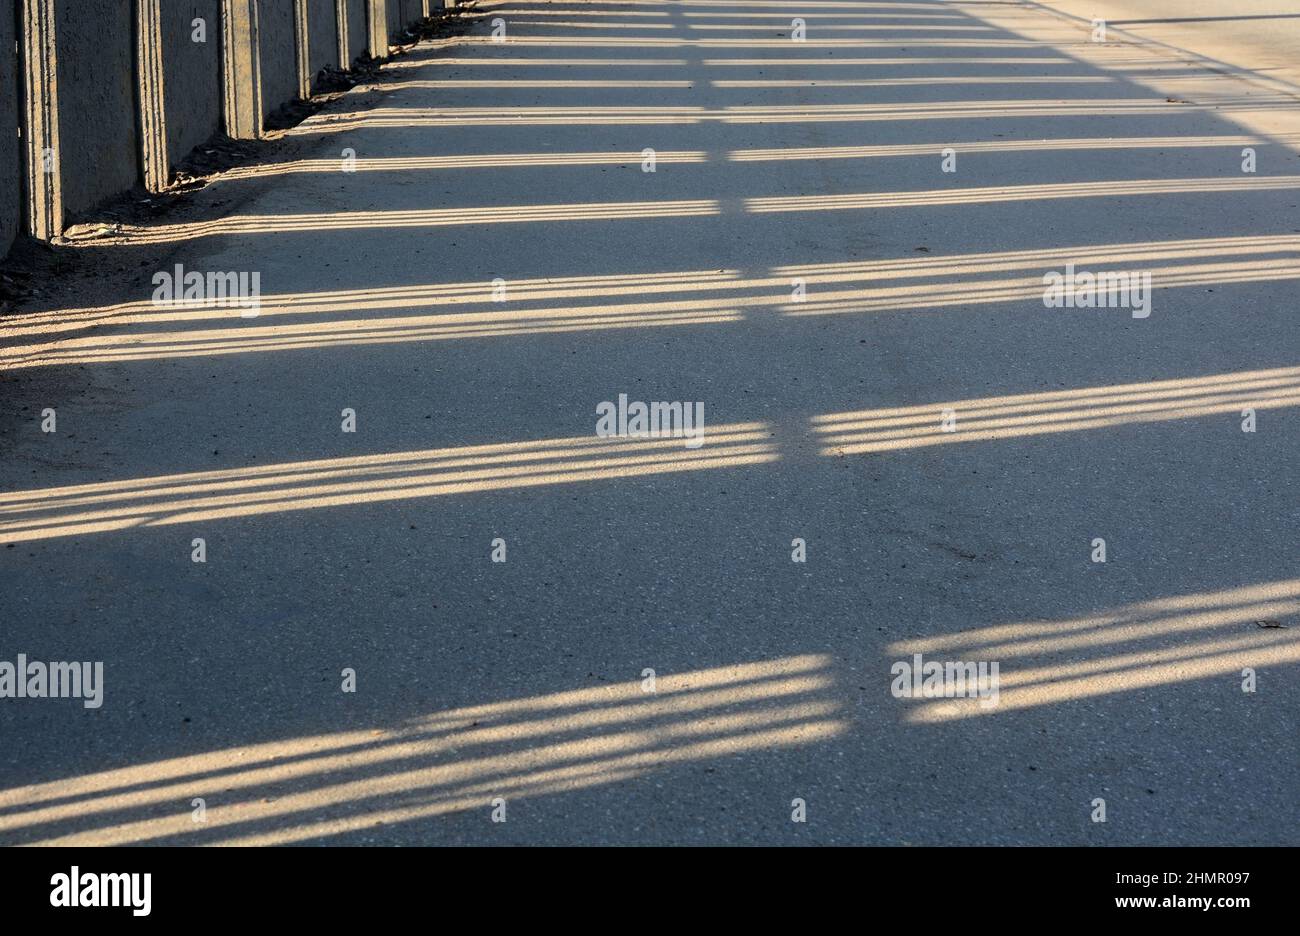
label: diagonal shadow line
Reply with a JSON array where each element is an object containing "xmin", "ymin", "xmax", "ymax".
[{"xmin": 1112, "ymin": 15, "xmax": 1300, "ymax": 26}]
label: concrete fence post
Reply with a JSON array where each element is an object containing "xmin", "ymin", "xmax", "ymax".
[
  {"xmin": 221, "ymin": 0, "xmax": 263, "ymax": 139},
  {"xmin": 20, "ymin": 0, "xmax": 62, "ymax": 240},
  {"xmin": 367, "ymin": 0, "xmax": 387, "ymax": 58},
  {"xmin": 136, "ymin": 0, "xmax": 169, "ymax": 191},
  {"xmin": 335, "ymin": 0, "xmax": 350, "ymax": 71}
]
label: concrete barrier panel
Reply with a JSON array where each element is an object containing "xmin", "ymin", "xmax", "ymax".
[
  {"xmin": 306, "ymin": 0, "xmax": 339, "ymax": 79},
  {"xmin": 55, "ymin": 0, "xmax": 139, "ymax": 219},
  {"xmin": 344, "ymin": 0, "xmax": 367, "ymax": 64},
  {"xmin": 159, "ymin": 1, "xmax": 223, "ymax": 171},
  {"xmin": 0, "ymin": 5, "xmax": 21, "ymax": 257},
  {"xmin": 400, "ymin": 1, "xmax": 427, "ymax": 26},
  {"xmin": 257, "ymin": 0, "xmax": 300, "ymax": 117}
]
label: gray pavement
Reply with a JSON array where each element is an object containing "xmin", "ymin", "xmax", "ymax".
[
  {"xmin": 1, "ymin": 0, "xmax": 1298, "ymax": 845},
  {"xmin": 1035, "ymin": 0, "xmax": 1300, "ymax": 93}
]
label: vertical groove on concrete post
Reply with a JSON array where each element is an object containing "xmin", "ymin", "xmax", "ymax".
[
  {"xmin": 335, "ymin": 0, "xmax": 349, "ymax": 71},
  {"xmin": 21, "ymin": 0, "xmax": 62, "ymax": 240},
  {"xmin": 247, "ymin": 0, "xmax": 264, "ymax": 136},
  {"xmin": 221, "ymin": 0, "xmax": 263, "ymax": 139},
  {"xmin": 221, "ymin": 0, "xmax": 244, "ymax": 136},
  {"xmin": 136, "ymin": 0, "xmax": 170, "ymax": 192},
  {"xmin": 293, "ymin": 0, "xmax": 311, "ymax": 100}
]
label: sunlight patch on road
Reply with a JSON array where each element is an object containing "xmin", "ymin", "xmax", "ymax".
[{"xmin": 0, "ymin": 655, "xmax": 842, "ymax": 846}]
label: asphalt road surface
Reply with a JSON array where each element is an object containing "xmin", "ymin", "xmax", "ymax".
[
  {"xmin": 1036, "ymin": 0, "xmax": 1300, "ymax": 92},
  {"xmin": 1, "ymin": 0, "xmax": 1298, "ymax": 845}
]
